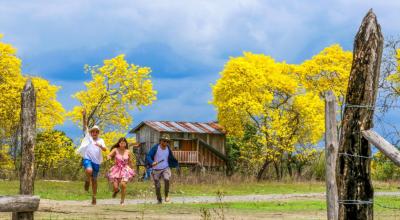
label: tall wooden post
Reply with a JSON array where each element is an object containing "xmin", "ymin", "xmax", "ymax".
[
  {"xmin": 15, "ymin": 79, "xmax": 37, "ymax": 220},
  {"xmin": 337, "ymin": 10, "xmax": 383, "ymax": 220},
  {"xmin": 325, "ymin": 91, "xmax": 338, "ymax": 220}
]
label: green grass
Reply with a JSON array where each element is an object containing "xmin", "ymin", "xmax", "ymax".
[
  {"xmin": 189, "ymin": 200, "xmax": 326, "ymax": 212},
  {"xmin": 0, "ymin": 180, "xmax": 325, "ymax": 200},
  {"xmin": 196, "ymin": 196, "xmax": 400, "ymax": 212},
  {"xmin": 100, "ymin": 196, "xmax": 400, "ymax": 213},
  {"xmin": 2, "ymin": 195, "xmax": 399, "ymax": 220},
  {"xmin": 99, "ymin": 200, "xmax": 327, "ymax": 214},
  {"xmin": 0, "ymin": 179, "xmax": 398, "ymax": 201}
]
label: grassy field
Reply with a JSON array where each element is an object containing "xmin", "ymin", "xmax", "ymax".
[
  {"xmin": 1, "ymin": 197, "xmax": 399, "ymax": 219},
  {"xmin": 0, "ymin": 179, "xmax": 399, "ymax": 200},
  {"xmin": 1, "ymin": 180, "xmax": 399, "ymax": 219},
  {"xmin": 0, "ymin": 179, "xmax": 326, "ymax": 200}
]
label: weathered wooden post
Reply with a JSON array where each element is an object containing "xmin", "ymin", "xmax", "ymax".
[
  {"xmin": 337, "ymin": 9, "xmax": 383, "ymax": 220},
  {"xmin": 361, "ymin": 130, "xmax": 400, "ymax": 166},
  {"xmin": 14, "ymin": 79, "xmax": 37, "ymax": 220},
  {"xmin": 325, "ymin": 91, "xmax": 338, "ymax": 220}
]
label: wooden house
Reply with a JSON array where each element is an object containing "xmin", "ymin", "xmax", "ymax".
[{"xmin": 130, "ymin": 121, "xmax": 227, "ymax": 168}]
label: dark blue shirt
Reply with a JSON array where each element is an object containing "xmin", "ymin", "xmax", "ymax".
[{"xmin": 145, "ymin": 144, "xmax": 179, "ymax": 168}]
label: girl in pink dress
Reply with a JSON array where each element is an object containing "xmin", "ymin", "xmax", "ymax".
[{"xmin": 107, "ymin": 137, "xmax": 135, "ymax": 205}]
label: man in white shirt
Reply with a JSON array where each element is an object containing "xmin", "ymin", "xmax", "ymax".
[{"xmin": 77, "ymin": 110, "xmax": 107, "ymax": 205}]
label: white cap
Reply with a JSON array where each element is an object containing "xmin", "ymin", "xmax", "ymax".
[{"xmin": 89, "ymin": 125, "xmax": 100, "ymax": 132}]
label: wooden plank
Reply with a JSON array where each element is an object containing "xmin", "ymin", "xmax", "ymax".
[
  {"xmin": 324, "ymin": 91, "xmax": 338, "ymax": 220},
  {"xmin": 362, "ymin": 130, "xmax": 400, "ymax": 166},
  {"xmin": 0, "ymin": 196, "xmax": 40, "ymax": 212},
  {"xmin": 337, "ymin": 10, "xmax": 383, "ymax": 220},
  {"xmin": 196, "ymin": 139, "xmax": 199, "ymax": 164}
]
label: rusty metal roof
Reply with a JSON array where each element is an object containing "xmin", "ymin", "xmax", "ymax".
[{"xmin": 130, "ymin": 121, "xmax": 225, "ymax": 134}]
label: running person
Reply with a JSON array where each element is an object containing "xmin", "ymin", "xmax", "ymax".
[
  {"xmin": 146, "ymin": 134, "xmax": 178, "ymax": 204},
  {"xmin": 76, "ymin": 109, "xmax": 107, "ymax": 205},
  {"xmin": 107, "ymin": 137, "xmax": 135, "ymax": 205}
]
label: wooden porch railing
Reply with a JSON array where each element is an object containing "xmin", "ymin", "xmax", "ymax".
[{"xmin": 172, "ymin": 151, "xmax": 198, "ymax": 164}]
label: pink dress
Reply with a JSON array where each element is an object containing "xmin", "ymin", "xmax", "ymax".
[{"xmin": 107, "ymin": 150, "xmax": 135, "ymax": 182}]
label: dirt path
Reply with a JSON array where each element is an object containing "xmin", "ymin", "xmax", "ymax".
[
  {"xmin": 35, "ymin": 192, "xmax": 328, "ymax": 220},
  {"xmin": 1, "ymin": 192, "xmax": 399, "ymax": 220},
  {"xmin": 40, "ymin": 191, "xmax": 400, "ymax": 206}
]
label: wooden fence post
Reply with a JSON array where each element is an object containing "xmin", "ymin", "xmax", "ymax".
[
  {"xmin": 14, "ymin": 79, "xmax": 37, "ymax": 220},
  {"xmin": 325, "ymin": 91, "xmax": 338, "ymax": 220},
  {"xmin": 361, "ymin": 130, "xmax": 400, "ymax": 166},
  {"xmin": 337, "ymin": 9, "xmax": 383, "ymax": 220}
]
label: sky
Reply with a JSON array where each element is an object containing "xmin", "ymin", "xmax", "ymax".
[{"xmin": 1, "ymin": 0, "xmax": 400, "ymax": 140}]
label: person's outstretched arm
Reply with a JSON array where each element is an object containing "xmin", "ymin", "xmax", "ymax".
[
  {"xmin": 107, "ymin": 148, "xmax": 116, "ymax": 160},
  {"xmin": 82, "ymin": 108, "xmax": 88, "ymax": 135},
  {"xmin": 128, "ymin": 151, "xmax": 135, "ymax": 169}
]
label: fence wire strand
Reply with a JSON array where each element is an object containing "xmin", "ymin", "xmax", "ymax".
[{"xmin": 337, "ymin": 103, "xmax": 400, "ymax": 214}]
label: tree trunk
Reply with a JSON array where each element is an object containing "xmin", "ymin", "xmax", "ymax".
[
  {"xmin": 296, "ymin": 164, "xmax": 302, "ymax": 179},
  {"xmin": 42, "ymin": 165, "xmax": 46, "ymax": 179},
  {"xmin": 256, "ymin": 159, "xmax": 270, "ymax": 181},
  {"xmin": 337, "ymin": 10, "xmax": 383, "ymax": 220},
  {"xmin": 18, "ymin": 79, "xmax": 37, "ymax": 220},
  {"xmin": 287, "ymin": 155, "xmax": 293, "ymax": 178},
  {"xmin": 273, "ymin": 161, "xmax": 281, "ymax": 181}
]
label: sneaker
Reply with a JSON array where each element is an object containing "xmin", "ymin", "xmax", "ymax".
[
  {"xmin": 157, "ymin": 199, "xmax": 162, "ymax": 204},
  {"xmin": 112, "ymin": 189, "xmax": 120, "ymax": 198},
  {"xmin": 165, "ymin": 197, "xmax": 170, "ymax": 203},
  {"xmin": 92, "ymin": 196, "xmax": 97, "ymax": 205},
  {"xmin": 84, "ymin": 180, "xmax": 90, "ymax": 192}
]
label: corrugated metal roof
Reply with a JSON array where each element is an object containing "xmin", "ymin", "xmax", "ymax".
[{"xmin": 131, "ymin": 121, "xmax": 225, "ymax": 134}]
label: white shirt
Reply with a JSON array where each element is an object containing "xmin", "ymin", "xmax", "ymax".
[
  {"xmin": 153, "ymin": 145, "xmax": 169, "ymax": 170},
  {"xmin": 77, "ymin": 131, "xmax": 106, "ymax": 164}
]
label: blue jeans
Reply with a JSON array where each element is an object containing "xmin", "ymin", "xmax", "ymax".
[{"xmin": 144, "ymin": 167, "xmax": 152, "ymax": 180}]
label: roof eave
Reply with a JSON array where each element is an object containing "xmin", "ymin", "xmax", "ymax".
[{"xmin": 129, "ymin": 121, "xmax": 146, "ymax": 134}]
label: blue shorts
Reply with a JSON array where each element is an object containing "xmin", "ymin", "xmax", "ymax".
[{"xmin": 82, "ymin": 159, "xmax": 100, "ymax": 179}]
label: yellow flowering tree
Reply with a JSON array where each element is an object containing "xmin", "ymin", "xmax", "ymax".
[
  {"xmin": 295, "ymin": 44, "xmax": 352, "ymax": 99},
  {"xmin": 0, "ymin": 35, "xmax": 65, "ymax": 171},
  {"xmin": 0, "ymin": 35, "xmax": 65, "ymax": 135},
  {"xmin": 0, "ymin": 145, "xmax": 14, "ymax": 178},
  {"xmin": 212, "ymin": 52, "xmax": 325, "ymax": 180},
  {"xmin": 35, "ymin": 130, "xmax": 76, "ymax": 178},
  {"xmin": 372, "ymin": 151, "xmax": 400, "ymax": 180},
  {"xmin": 0, "ymin": 34, "xmax": 24, "ymax": 139},
  {"xmin": 68, "ymin": 54, "xmax": 157, "ymax": 135},
  {"xmin": 386, "ymin": 49, "xmax": 400, "ymax": 93}
]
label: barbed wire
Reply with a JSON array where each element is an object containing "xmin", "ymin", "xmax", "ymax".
[
  {"xmin": 338, "ymin": 152, "xmax": 374, "ymax": 159},
  {"xmin": 338, "ymin": 199, "xmax": 373, "ymax": 205},
  {"xmin": 337, "ymin": 103, "xmax": 400, "ymax": 212}
]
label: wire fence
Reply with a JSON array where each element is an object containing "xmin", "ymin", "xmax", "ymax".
[{"xmin": 335, "ymin": 103, "xmax": 400, "ymax": 216}]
